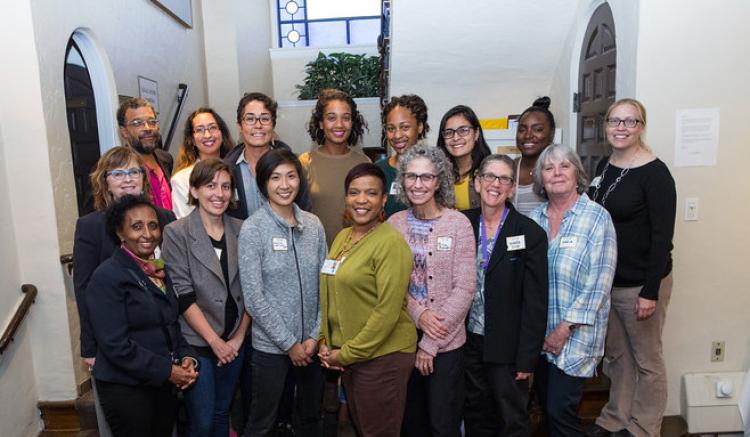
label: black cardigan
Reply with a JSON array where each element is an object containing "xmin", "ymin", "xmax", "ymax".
[{"xmin": 463, "ymin": 203, "xmax": 549, "ymax": 372}]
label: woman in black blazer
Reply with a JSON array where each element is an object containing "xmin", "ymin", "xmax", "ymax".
[
  {"xmin": 73, "ymin": 146, "xmax": 176, "ymax": 365},
  {"xmin": 86, "ymin": 195, "xmax": 197, "ymax": 437},
  {"xmin": 462, "ymin": 154, "xmax": 548, "ymax": 436}
]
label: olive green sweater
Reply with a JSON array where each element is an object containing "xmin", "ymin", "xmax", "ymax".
[{"xmin": 320, "ymin": 223, "xmax": 416, "ymax": 366}]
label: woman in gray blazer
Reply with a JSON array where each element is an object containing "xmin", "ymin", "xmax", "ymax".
[{"xmin": 162, "ymin": 158, "xmax": 250, "ymax": 437}]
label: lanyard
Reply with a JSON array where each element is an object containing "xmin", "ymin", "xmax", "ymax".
[{"xmin": 479, "ymin": 207, "xmax": 509, "ymax": 271}]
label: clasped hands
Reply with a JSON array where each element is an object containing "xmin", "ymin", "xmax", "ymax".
[
  {"xmin": 289, "ymin": 338, "xmax": 319, "ymax": 367},
  {"xmin": 169, "ymin": 357, "xmax": 199, "ymax": 390}
]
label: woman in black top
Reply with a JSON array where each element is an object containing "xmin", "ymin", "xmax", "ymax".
[{"xmin": 588, "ymin": 98, "xmax": 676, "ymax": 437}]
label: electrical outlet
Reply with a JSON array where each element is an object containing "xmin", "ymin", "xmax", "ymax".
[
  {"xmin": 685, "ymin": 197, "xmax": 699, "ymax": 221},
  {"xmin": 711, "ymin": 341, "xmax": 725, "ymax": 362}
]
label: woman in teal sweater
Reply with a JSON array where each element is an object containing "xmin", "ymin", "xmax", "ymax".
[{"xmin": 319, "ymin": 163, "xmax": 416, "ymax": 437}]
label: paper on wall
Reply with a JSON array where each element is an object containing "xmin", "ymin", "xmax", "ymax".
[{"xmin": 674, "ymin": 108, "xmax": 719, "ymax": 167}]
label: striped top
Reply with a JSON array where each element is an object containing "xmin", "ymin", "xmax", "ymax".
[{"xmin": 513, "ymin": 183, "xmax": 545, "ymax": 217}]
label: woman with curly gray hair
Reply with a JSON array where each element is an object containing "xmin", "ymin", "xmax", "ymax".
[{"xmin": 387, "ymin": 144, "xmax": 476, "ymax": 436}]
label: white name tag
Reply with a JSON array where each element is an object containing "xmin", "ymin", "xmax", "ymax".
[
  {"xmin": 272, "ymin": 237, "xmax": 288, "ymax": 251},
  {"xmin": 590, "ymin": 176, "xmax": 602, "ymax": 188},
  {"xmin": 560, "ymin": 236, "xmax": 578, "ymax": 248},
  {"xmin": 506, "ymin": 235, "xmax": 526, "ymax": 251},
  {"xmin": 389, "ymin": 181, "xmax": 400, "ymax": 195},
  {"xmin": 437, "ymin": 236, "xmax": 453, "ymax": 251},
  {"xmin": 321, "ymin": 259, "xmax": 341, "ymax": 275}
]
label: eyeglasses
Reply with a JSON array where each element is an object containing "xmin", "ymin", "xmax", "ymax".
[
  {"xmin": 242, "ymin": 114, "xmax": 273, "ymax": 126},
  {"xmin": 126, "ymin": 118, "xmax": 159, "ymax": 129},
  {"xmin": 403, "ymin": 172, "xmax": 437, "ymax": 184},
  {"xmin": 193, "ymin": 124, "xmax": 220, "ymax": 135},
  {"xmin": 106, "ymin": 167, "xmax": 144, "ymax": 181},
  {"xmin": 442, "ymin": 125, "xmax": 473, "ymax": 139},
  {"xmin": 605, "ymin": 118, "xmax": 642, "ymax": 128},
  {"xmin": 479, "ymin": 173, "xmax": 514, "ymax": 186}
]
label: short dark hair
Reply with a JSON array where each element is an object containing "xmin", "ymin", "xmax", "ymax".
[
  {"xmin": 236, "ymin": 92, "xmax": 278, "ymax": 126},
  {"xmin": 255, "ymin": 148, "xmax": 306, "ymax": 201},
  {"xmin": 176, "ymin": 108, "xmax": 235, "ymax": 172},
  {"xmin": 105, "ymin": 194, "xmax": 158, "ymax": 243},
  {"xmin": 518, "ymin": 96, "xmax": 556, "ymax": 132},
  {"xmin": 117, "ymin": 97, "xmax": 155, "ymax": 127},
  {"xmin": 187, "ymin": 158, "xmax": 236, "ymax": 207},
  {"xmin": 382, "ymin": 94, "xmax": 429, "ymax": 139},
  {"xmin": 344, "ymin": 163, "xmax": 386, "ymax": 194},
  {"xmin": 307, "ymin": 89, "xmax": 367, "ymax": 147},
  {"xmin": 436, "ymin": 105, "xmax": 492, "ymax": 179}
]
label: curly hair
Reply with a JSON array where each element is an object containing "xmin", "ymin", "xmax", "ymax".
[
  {"xmin": 381, "ymin": 94, "xmax": 430, "ymax": 140},
  {"xmin": 532, "ymin": 144, "xmax": 589, "ymax": 199},
  {"xmin": 236, "ymin": 92, "xmax": 278, "ymax": 126},
  {"xmin": 396, "ymin": 144, "xmax": 455, "ymax": 209},
  {"xmin": 175, "ymin": 108, "xmax": 235, "ymax": 172},
  {"xmin": 89, "ymin": 146, "xmax": 152, "ymax": 211},
  {"xmin": 307, "ymin": 89, "xmax": 367, "ymax": 147},
  {"xmin": 435, "ymin": 105, "xmax": 492, "ymax": 180},
  {"xmin": 105, "ymin": 194, "xmax": 159, "ymax": 244}
]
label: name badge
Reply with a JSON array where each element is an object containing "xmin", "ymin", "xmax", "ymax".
[
  {"xmin": 590, "ymin": 176, "xmax": 602, "ymax": 188},
  {"xmin": 389, "ymin": 181, "xmax": 400, "ymax": 195},
  {"xmin": 272, "ymin": 237, "xmax": 288, "ymax": 251},
  {"xmin": 560, "ymin": 236, "xmax": 578, "ymax": 248},
  {"xmin": 437, "ymin": 236, "xmax": 453, "ymax": 251},
  {"xmin": 321, "ymin": 259, "xmax": 341, "ymax": 275},
  {"xmin": 506, "ymin": 235, "xmax": 526, "ymax": 251}
]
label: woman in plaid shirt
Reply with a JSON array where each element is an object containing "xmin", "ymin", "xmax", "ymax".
[{"xmin": 529, "ymin": 144, "xmax": 617, "ymax": 436}]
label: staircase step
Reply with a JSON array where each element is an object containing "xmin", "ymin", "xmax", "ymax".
[{"xmin": 74, "ymin": 390, "xmax": 98, "ymax": 430}]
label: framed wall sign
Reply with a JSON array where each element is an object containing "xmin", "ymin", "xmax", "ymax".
[{"xmin": 138, "ymin": 76, "xmax": 159, "ymax": 114}]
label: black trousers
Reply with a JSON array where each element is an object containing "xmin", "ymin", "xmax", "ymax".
[
  {"xmin": 464, "ymin": 333, "xmax": 531, "ymax": 437},
  {"xmin": 534, "ymin": 358, "xmax": 585, "ymax": 437},
  {"xmin": 401, "ymin": 347, "xmax": 464, "ymax": 437},
  {"xmin": 96, "ymin": 379, "xmax": 177, "ymax": 437},
  {"xmin": 244, "ymin": 348, "xmax": 324, "ymax": 437}
]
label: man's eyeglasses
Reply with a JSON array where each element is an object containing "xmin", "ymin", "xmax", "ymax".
[
  {"xmin": 442, "ymin": 126, "xmax": 473, "ymax": 139},
  {"xmin": 126, "ymin": 119, "xmax": 159, "ymax": 129},
  {"xmin": 605, "ymin": 118, "xmax": 641, "ymax": 128},
  {"xmin": 479, "ymin": 173, "xmax": 514, "ymax": 186},
  {"xmin": 106, "ymin": 167, "xmax": 144, "ymax": 181},
  {"xmin": 242, "ymin": 114, "xmax": 273, "ymax": 126}
]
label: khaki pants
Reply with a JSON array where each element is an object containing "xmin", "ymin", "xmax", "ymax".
[{"xmin": 596, "ymin": 273, "xmax": 673, "ymax": 437}]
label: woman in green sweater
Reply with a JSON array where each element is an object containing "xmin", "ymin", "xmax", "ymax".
[{"xmin": 319, "ymin": 163, "xmax": 416, "ymax": 437}]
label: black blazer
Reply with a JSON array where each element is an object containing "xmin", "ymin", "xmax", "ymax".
[
  {"xmin": 73, "ymin": 207, "xmax": 176, "ymax": 357},
  {"xmin": 463, "ymin": 203, "xmax": 548, "ymax": 372},
  {"xmin": 85, "ymin": 248, "xmax": 193, "ymax": 386},
  {"xmin": 154, "ymin": 148, "xmax": 174, "ymax": 182}
]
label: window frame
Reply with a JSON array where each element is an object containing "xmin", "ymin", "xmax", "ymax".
[{"xmin": 276, "ymin": 0, "xmax": 381, "ymax": 48}]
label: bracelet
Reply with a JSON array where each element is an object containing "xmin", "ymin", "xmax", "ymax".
[{"xmin": 183, "ymin": 356, "xmax": 199, "ymax": 369}]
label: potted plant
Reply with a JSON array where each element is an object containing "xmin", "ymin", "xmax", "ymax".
[{"xmin": 296, "ymin": 52, "xmax": 380, "ymax": 100}]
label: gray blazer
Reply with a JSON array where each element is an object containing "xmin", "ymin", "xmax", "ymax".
[{"xmin": 162, "ymin": 209, "xmax": 245, "ymax": 347}]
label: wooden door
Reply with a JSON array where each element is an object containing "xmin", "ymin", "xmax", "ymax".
[{"xmin": 576, "ymin": 3, "xmax": 616, "ymax": 179}]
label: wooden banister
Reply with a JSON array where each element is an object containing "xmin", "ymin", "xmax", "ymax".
[{"xmin": 0, "ymin": 284, "xmax": 37, "ymax": 355}]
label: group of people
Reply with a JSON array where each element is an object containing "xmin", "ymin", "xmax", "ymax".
[{"xmin": 72, "ymin": 88, "xmax": 676, "ymax": 437}]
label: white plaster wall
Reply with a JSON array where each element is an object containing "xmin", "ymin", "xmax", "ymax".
[
  {"xmin": 634, "ymin": 0, "xmax": 750, "ymax": 416},
  {"xmin": 236, "ymin": 0, "xmax": 274, "ymax": 96},
  {"xmin": 389, "ymin": 0, "xmax": 580, "ymax": 145}
]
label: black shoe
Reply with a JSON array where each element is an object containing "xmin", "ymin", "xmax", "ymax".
[
  {"xmin": 613, "ymin": 430, "xmax": 635, "ymax": 437},
  {"xmin": 585, "ymin": 423, "xmax": 614, "ymax": 437}
]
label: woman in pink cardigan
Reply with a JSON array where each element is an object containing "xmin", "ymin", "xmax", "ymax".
[{"xmin": 388, "ymin": 144, "xmax": 476, "ymax": 437}]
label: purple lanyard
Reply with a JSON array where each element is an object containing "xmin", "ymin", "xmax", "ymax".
[{"xmin": 479, "ymin": 207, "xmax": 509, "ymax": 271}]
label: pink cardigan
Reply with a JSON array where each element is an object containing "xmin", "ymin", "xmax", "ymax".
[{"xmin": 388, "ymin": 208, "xmax": 476, "ymax": 356}]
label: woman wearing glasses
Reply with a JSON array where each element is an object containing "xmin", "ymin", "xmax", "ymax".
[
  {"xmin": 589, "ymin": 99, "xmax": 676, "ymax": 437},
  {"xmin": 301, "ymin": 88, "xmax": 371, "ymax": 246},
  {"xmin": 375, "ymin": 94, "xmax": 429, "ymax": 218},
  {"xmin": 388, "ymin": 145, "xmax": 476, "ymax": 437},
  {"xmin": 171, "ymin": 108, "xmax": 235, "ymax": 218},
  {"xmin": 462, "ymin": 154, "xmax": 548, "ymax": 436},
  {"xmin": 513, "ymin": 97, "xmax": 557, "ymax": 216},
  {"xmin": 436, "ymin": 105, "xmax": 492, "ymax": 211}
]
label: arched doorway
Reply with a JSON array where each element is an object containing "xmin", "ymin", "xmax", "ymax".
[{"xmin": 576, "ymin": 3, "xmax": 616, "ymax": 179}]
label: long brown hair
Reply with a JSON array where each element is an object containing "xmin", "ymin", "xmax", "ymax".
[
  {"xmin": 175, "ymin": 108, "xmax": 234, "ymax": 172},
  {"xmin": 90, "ymin": 147, "xmax": 152, "ymax": 211}
]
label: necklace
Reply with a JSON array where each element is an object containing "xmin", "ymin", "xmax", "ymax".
[
  {"xmin": 336, "ymin": 223, "xmax": 379, "ymax": 260},
  {"xmin": 592, "ymin": 149, "xmax": 640, "ymax": 206}
]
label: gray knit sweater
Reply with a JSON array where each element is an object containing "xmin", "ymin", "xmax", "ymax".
[{"xmin": 239, "ymin": 202, "xmax": 327, "ymax": 354}]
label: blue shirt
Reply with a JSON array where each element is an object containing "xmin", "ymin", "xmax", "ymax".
[
  {"xmin": 236, "ymin": 151, "xmax": 265, "ymax": 218},
  {"xmin": 530, "ymin": 194, "xmax": 617, "ymax": 378}
]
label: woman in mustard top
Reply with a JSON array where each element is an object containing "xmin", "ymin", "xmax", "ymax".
[
  {"xmin": 436, "ymin": 105, "xmax": 492, "ymax": 211},
  {"xmin": 319, "ymin": 163, "xmax": 416, "ymax": 437}
]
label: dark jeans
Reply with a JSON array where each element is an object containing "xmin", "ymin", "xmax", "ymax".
[
  {"xmin": 96, "ymin": 379, "xmax": 177, "ymax": 437},
  {"xmin": 464, "ymin": 333, "xmax": 531, "ymax": 437},
  {"xmin": 535, "ymin": 358, "xmax": 585, "ymax": 437},
  {"xmin": 401, "ymin": 347, "xmax": 464, "ymax": 437},
  {"xmin": 184, "ymin": 344, "xmax": 245, "ymax": 437},
  {"xmin": 244, "ymin": 348, "xmax": 324, "ymax": 437}
]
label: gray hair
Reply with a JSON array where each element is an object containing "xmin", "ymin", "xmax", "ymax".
[
  {"xmin": 478, "ymin": 154, "xmax": 516, "ymax": 181},
  {"xmin": 532, "ymin": 144, "xmax": 589, "ymax": 199},
  {"xmin": 396, "ymin": 144, "xmax": 456, "ymax": 208}
]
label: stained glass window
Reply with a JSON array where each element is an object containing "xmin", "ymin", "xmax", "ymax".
[{"xmin": 277, "ymin": 0, "xmax": 381, "ymax": 48}]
